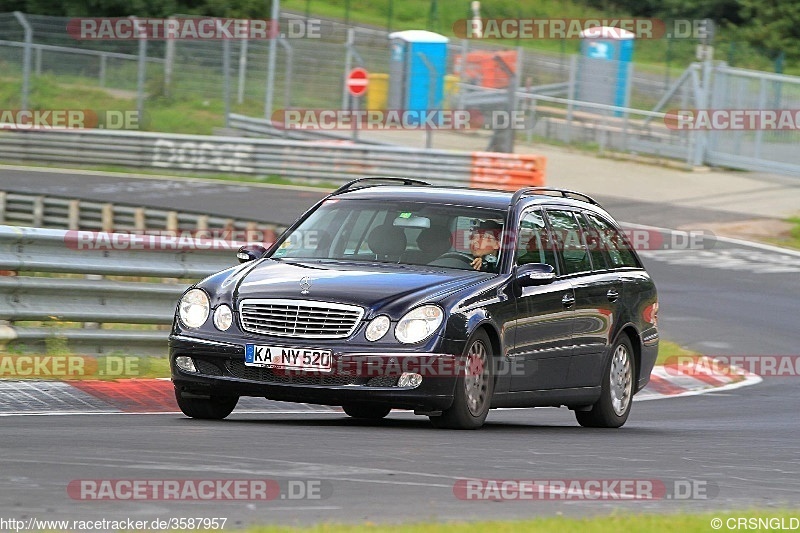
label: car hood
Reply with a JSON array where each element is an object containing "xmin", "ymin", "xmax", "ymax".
[{"xmin": 234, "ymin": 259, "xmax": 487, "ymax": 316}]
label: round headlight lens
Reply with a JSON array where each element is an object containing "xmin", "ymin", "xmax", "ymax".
[
  {"xmin": 365, "ymin": 315, "xmax": 391, "ymax": 341},
  {"xmin": 178, "ymin": 289, "xmax": 210, "ymax": 329},
  {"xmin": 395, "ymin": 305, "xmax": 444, "ymax": 344},
  {"xmin": 213, "ymin": 304, "xmax": 233, "ymax": 331}
]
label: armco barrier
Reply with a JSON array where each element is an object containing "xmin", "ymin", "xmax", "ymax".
[
  {"xmin": 0, "ymin": 225, "xmax": 236, "ymax": 357},
  {"xmin": 0, "ymin": 129, "xmax": 546, "ymax": 187},
  {"xmin": 0, "ymin": 191, "xmax": 281, "ymax": 235}
]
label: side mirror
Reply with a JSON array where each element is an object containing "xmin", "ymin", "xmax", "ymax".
[
  {"xmin": 237, "ymin": 244, "xmax": 267, "ymax": 263},
  {"xmin": 516, "ymin": 263, "xmax": 556, "ymax": 286}
]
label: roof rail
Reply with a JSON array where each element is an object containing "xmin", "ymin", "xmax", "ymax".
[
  {"xmin": 510, "ymin": 187, "xmax": 601, "ymax": 207},
  {"xmin": 331, "ymin": 177, "xmax": 431, "ymax": 196}
]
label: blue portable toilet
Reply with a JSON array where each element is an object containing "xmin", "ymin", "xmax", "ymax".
[
  {"xmin": 577, "ymin": 26, "xmax": 634, "ymax": 115},
  {"xmin": 387, "ymin": 30, "xmax": 448, "ymax": 122}
]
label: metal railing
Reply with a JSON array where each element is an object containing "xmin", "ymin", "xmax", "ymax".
[
  {"xmin": 0, "ymin": 225, "xmax": 238, "ymax": 357},
  {"xmin": 0, "ymin": 190, "xmax": 281, "ymax": 234},
  {"xmin": 0, "ymin": 128, "xmax": 546, "ymax": 187}
]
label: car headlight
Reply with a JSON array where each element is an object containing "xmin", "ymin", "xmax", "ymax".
[
  {"xmin": 213, "ymin": 304, "xmax": 233, "ymax": 331},
  {"xmin": 365, "ymin": 315, "xmax": 391, "ymax": 341},
  {"xmin": 395, "ymin": 305, "xmax": 444, "ymax": 344},
  {"xmin": 178, "ymin": 289, "xmax": 210, "ymax": 329}
]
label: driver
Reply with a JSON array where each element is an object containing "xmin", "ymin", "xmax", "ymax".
[{"xmin": 469, "ymin": 220, "xmax": 502, "ymax": 272}]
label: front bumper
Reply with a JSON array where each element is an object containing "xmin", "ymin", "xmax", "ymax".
[{"xmin": 170, "ymin": 334, "xmax": 463, "ymax": 412}]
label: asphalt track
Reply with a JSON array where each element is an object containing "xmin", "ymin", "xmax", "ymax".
[{"xmin": 1, "ymin": 168, "xmax": 799, "ymax": 525}]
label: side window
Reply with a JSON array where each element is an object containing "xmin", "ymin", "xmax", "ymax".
[
  {"xmin": 577, "ymin": 213, "xmax": 609, "ymax": 271},
  {"xmin": 516, "ymin": 210, "xmax": 558, "ymax": 272},
  {"xmin": 584, "ymin": 213, "xmax": 640, "ymax": 269},
  {"xmin": 545, "ymin": 209, "xmax": 592, "ymax": 275}
]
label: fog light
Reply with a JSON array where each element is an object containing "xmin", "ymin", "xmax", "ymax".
[
  {"xmin": 397, "ymin": 372, "xmax": 422, "ymax": 388},
  {"xmin": 213, "ymin": 304, "xmax": 233, "ymax": 331},
  {"xmin": 175, "ymin": 356, "xmax": 197, "ymax": 373}
]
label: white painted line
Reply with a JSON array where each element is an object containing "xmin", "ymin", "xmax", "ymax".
[{"xmin": 622, "ymin": 221, "xmax": 800, "ymax": 258}]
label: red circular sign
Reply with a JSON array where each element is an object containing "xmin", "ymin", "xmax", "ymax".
[{"xmin": 346, "ymin": 67, "xmax": 369, "ymax": 97}]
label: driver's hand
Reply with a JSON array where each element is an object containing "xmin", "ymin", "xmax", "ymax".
[{"xmin": 471, "ymin": 256, "xmax": 482, "ymax": 270}]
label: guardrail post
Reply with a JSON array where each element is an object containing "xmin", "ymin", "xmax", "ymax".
[
  {"xmin": 0, "ymin": 192, "xmax": 6, "ymax": 224},
  {"xmin": 134, "ymin": 208, "xmax": 146, "ymax": 230},
  {"xmin": 166, "ymin": 211, "xmax": 179, "ymax": 231},
  {"xmin": 68, "ymin": 200, "xmax": 80, "ymax": 230},
  {"xmin": 32, "ymin": 196, "xmax": 44, "ymax": 227},
  {"xmin": 197, "ymin": 215, "xmax": 209, "ymax": 230},
  {"xmin": 101, "ymin": 203, "xmax": 114, "ymax": 232}
]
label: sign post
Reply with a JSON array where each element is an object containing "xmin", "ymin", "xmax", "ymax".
[{"xmin": 346, "ymin": 68, "xmax": 368, "ymax": 142}]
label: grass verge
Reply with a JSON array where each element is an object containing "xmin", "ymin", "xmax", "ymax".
[
  {"xmin": 767, "ymin": 216, "xmax": 800, "ymax": 251},
  {"xmin": 237, "ymin": 511, "xmax": 798, "ymax": 532},
  {"xmin": 656, "ymin": 340, "xmax": 698, "ymax": 366}
]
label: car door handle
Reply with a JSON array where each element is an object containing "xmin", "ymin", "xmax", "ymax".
[
  {"xmin": 562, "ymin": 293, "xmax": 575, "ymax": 308},
  {"xmin": 607, "ymin": 289, "xmax": 620, "ymax": 302}
]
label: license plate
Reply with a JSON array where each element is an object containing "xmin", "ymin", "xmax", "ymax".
[{"xmin": 245, "ymin": 344, "xmax": 332, "ymax": 372}]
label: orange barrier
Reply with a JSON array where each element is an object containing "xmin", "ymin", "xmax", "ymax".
[
  {"xmin": 469, "ymin": 152, "xmax": 546, "ymax": 190},
  {"xmin": 454, "ymin": 50, "xmax": 518, "ymax": 89}
]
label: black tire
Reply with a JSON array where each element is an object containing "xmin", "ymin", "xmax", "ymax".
[
  {"xmin": 174, "ymin": 389, "xmax": 238, "ymax": 420},
  {"xmin": 430, "ymin": 329, "xmax": 494, "ymax": 430},
  {"xmin": 342, "ymin": 404, "xmax": 392, "ymax": 419},
  {"xmin": 575, "ymin": 335, "xmax": 636, "ymax": 428}
]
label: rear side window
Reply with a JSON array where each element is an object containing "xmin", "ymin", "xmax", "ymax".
[
  {"xmin": 516, "ymin": 210, "xmax": 559, "ymax": 272},
  {"xmin": 577, "ymin": 213, "xmax": 609, "ymax": 271},
  {"xmin": 584, "ymin": 213, "xmax": 640, "ymax": 269},
  {"xmin": 545, "ymin": 209, "xmax": 592, "ymax": 275}
]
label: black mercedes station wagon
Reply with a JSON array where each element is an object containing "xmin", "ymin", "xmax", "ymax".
[{"xmin": 170, "ymin": 178, "xmax": 659, "ymax": 429}]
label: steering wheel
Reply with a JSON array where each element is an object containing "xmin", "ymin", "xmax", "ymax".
[{"xmin": 434, "ymin": 251, "xmax": 474, "ymax": 264}]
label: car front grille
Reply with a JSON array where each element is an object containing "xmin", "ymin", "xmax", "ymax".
[{"xmin": 239, "ymin": 299, "xmax": 364, "ymax": 339}]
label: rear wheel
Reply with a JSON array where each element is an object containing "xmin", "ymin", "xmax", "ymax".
[
  {"xmin": 174, "ymin": 389, "xmax": 238, "ymax": 420},
  {"xmin": 342, "ymin": 404, "xmax": 392, "ymax": 419},
  {"xmin": 430, "ymin": 329, "xmax": 494, "ymax": 430},
  {"xmin": 575, "ymin": 335, "xmax": 635, "ymax": 428}
]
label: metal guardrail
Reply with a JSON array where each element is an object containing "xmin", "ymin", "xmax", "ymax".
[
  {"xmin": 0, "ymin": 128, "xmax": 546, "ymax": 188},
  {"xmin": 0, "ymin": 190, "xmax": 283, "ymax": 235},
  {"xmin": 0, "ymin": 225, "xmax": 237, "ymax": 357},
  {"xmin": 227, "ymin": 114, "xmax": 392, "ymax": 145}
]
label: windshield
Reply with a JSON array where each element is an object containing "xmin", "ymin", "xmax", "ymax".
[{"xmin": 270, "ymin": 199, "xmax": 506, "ymax": 272}]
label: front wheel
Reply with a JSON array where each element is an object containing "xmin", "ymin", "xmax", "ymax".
[
  {"xmin": 342, "ymin": 404, "xmax": 392, "ymax": 419},
  {"xmin": 175, "ymin": 389, "xmax": 238, "ymax": 420},
  {"xmin": 430, "ymin": 329, "xmax": 494, "ymax": 430},
  {"xmin": 575, "ymin": 335, "xmax": 635, "ymax": 428}
]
